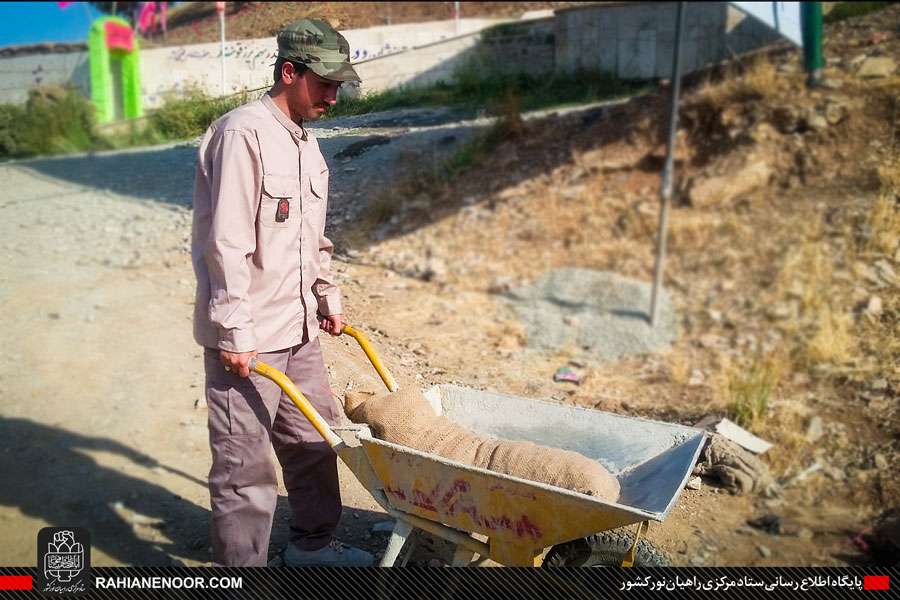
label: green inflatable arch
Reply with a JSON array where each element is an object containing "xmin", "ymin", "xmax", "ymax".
[{"xmin": 88, "ymin": 16, "xmax": 142, "ymax": 123}]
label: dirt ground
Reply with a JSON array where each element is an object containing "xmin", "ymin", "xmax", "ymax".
[{"xmin": 1, "ymin": 7, "xmax": 898, "ymax": 568}]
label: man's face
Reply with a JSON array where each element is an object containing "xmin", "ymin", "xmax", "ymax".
[{"xmin": 282, "ymin": 61, "xmax": 341, "ymax": 121}]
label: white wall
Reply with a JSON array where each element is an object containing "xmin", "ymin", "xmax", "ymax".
[
  {"xmin": 139, "ymin": 18, "xmax": 505, "ymax": 107},
  {"xmin": 0, "ymin": 51, "xmax": 90, "ymax": 105}
]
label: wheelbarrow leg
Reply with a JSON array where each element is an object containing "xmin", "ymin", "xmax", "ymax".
[
  {"xmin": 380, "ymin": 519, "xmax": 414, "ymax": 567},
  {"xmin": 450, "ymin": 544, "xmax": 475, "ymax": 567}
]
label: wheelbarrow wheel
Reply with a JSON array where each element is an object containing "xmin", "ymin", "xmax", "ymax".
[{"xmin": 544, "ymin": 529, "xmax": 671, "ymax": 567}]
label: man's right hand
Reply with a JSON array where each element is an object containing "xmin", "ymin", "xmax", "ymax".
[{"xmin": 220, "ymin": 350, "xmax": 258, "ymax": 378}]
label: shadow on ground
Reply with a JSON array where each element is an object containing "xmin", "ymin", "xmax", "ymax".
[{"xmin": 0, "ymin": 417, "xmax": 209, "ymax": 566}]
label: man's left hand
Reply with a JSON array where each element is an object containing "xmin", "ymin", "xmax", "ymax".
[{"xmin": 319, "ymin": 313, "xmax": 344, "ymax": 336}]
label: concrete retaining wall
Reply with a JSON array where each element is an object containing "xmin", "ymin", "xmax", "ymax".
[
  {"xmin": 0, "ymin": 50, "xmax": 90, "ymax": 105},
  {"xmin": 555, "ymin": 2, "xmax": 784, "ymax": 79}
]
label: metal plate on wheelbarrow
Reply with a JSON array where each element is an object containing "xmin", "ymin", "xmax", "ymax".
[{"xmin": 356, "ymin": 385, "xmax": 705, "ymax": 565}]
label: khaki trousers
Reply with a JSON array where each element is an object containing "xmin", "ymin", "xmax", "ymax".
[{"xmin": 204, "ymin": 338, "xmax": 342, "ymax": 566}]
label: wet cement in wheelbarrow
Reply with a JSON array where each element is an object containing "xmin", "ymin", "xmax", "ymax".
[{"xmin": 501, "ymin": 268, "xmax": 679, "ymax": 362}]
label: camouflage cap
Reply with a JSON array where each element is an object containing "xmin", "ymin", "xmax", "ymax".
[{"xmin": 276, "ymin": 18, "xmax": 360, "ymax": 83}]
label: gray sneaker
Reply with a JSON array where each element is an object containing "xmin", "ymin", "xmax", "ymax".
[{"xmin": 281, "ymin": 539, "xmax": 375, "ymax": 567}]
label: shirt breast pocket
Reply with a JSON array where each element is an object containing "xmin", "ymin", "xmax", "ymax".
[
  {"xmin": 303, "ymin": 169, "xmax": 328, "ymax": 223},
  {"xmin": 260, "ymin": 174, "xmax": 300, "ymax": 229}
]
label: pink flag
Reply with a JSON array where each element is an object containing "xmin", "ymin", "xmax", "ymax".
[
  {"xmin": 57, "ymin": 1, "xmax": 74, "ymax": 8},
  {"xmin": 138, "ymin": 2, "xmax": 157, "ymax": 34}
]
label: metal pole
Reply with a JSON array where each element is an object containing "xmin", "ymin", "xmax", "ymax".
[
  {"xmin": 649, "ymin": 1, "xmax": 686, "ymax": 327},
  {"xmin": 801, "ymin": 1, "xmax": 824, "ymax": 88},
  {"xmin": 218, "ymin": 4, "xmax": 226, "ymax": 96}
]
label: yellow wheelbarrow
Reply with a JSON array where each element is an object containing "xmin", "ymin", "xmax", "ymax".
[{"xmin": 251, "ymin": 324, "xmax": 705, "ymax": 567}]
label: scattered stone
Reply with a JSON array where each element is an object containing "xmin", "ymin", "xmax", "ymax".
[
  {"xmin": 806, "ymin": 112, "xmax": 829, "ymax": 132},
  {"xmin": 736, "ymin": 526, "xmax": 757, "ymax": 536},
  {"xmin": 874, "ymin": 260, "xmax": 897, "ymax": 285},
  {"xmin": 689, "ymin": 159, "xmax": 772, "ymax": 208},
  {"xmin": 690, "ymin": 556, "xmax": 706, "ymax": 566},
  {"xmin": 748, "ymin": 514, "xmax": 781, "ymax": 535},
  {"xmin": 822, "ymin": 78, "xmax": 844, "ymax": 90},
  {"xmin": 871, "ymin": 379, "xmax": 888, "ymax": 392},
  {"xmin": 824, "ymin": 101, "xmax": 848, "ymax": 126},
  {"xmin": 757, "ymin": 544, "xmax": 772, "ymax": 558},
  {"xmin": 797, "ymin": 528, "xmax": 815, "ymax": 541},
  {"xmin": 874, "ymin": 453, "xmax": 889, "ymax": 470},
  {"xmin": 805, "ymin": 416, "xmax": 824, "ymax": 442},
  {"xmin": 858, "ymin": 56, "xmax": 897, "ymax": 78},
  {"xmin": 866, "ymin": 296, "xmax": 884, "ymax": 317},
  {"xmin": 698, "ymin": 333, "xmax": 724, "ymax": 349},
  {"xmin": 688, "ymin": 370, "xmax": 705, "ymax": 387},
  {"xmin": 687, "ymin": 476, "xmax": 702, "ymax": 490}
]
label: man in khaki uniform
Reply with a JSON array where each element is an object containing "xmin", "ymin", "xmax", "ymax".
[{"xmin": 191, "ymin": 19, "xmax": 373, "ymax": 567}]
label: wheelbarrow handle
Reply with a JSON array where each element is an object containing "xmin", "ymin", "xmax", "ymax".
[
  {"xmin": 341, "ymin": 324, "xmax": 399, "ymax": 393},
  {"xmin": 248, "ymin": 323, "xmax": 397, "ymax": 449},
  {"xmin": 250, "ymin": 357, "xmax": 344, "ymax": 449}
]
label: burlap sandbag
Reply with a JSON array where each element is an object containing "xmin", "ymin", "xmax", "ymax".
[{"xmin": 344, "ymin": 387, "xmax": 620, "ymax": 502}]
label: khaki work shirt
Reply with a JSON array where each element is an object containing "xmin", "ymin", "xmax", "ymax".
[{"xmin": 191, "ymin": 93, "xmax": 341, "ymax": 353}]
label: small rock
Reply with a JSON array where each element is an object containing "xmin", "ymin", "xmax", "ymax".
[
  {"xmin": 698, "ymin": 333, "xmax": 724, "ymax": 349},
  {"xmin": 871, "ymin": 379, "xmax": 888, "ymax": 392},
  {"xmin": 690, "ymin": 555, "xmax": 706, "ymax": 566},
  {"xmin": 858, "ymin": 56, "xmax": 897, "ymax": 78},
  {"xmin": 874, "ymin": 260, "xmax": 897, "ymax": 285},
  {"xmin": 874, "ymin": 453, "xmax": 889, "ymax": 470},
  {"xmin": 824, "ymin": 101, "xmax": 848, "ymax": 126},
  {"xmin": 866, "ymin": 296, "xmax": 883, "ymax": 317},
  {"xmin": 806, "ymin": 113, "xmax": 829, "ymax": 132},
  {"xmin": 797, "ymin": 528, "xmax": 814, "ymax": 541},
  {"xmin": 690, "ymin": 160, "xmax": 772, "ymax": 207},
  {"xmin": 822, "ymin": 78, "xmax": 844, "ymax": 90},
  {"xmin": 687, "ymin": 476, "xmax": 702, "ymax": 490},
  {"xmin": 805, "ymin": 416, "xmax": 824, "ymax": 442},
  {"xmin": 748, "ymin": 514, "xmax": 781, "ymax": 535},
  {"xmin": 48, "ymin": 313, "xmax": 61, "ymax": 320},
  {"xmin": 688, "ymin": 370, "xmax": 705, "ymax": 387},
  {"xmin": 757, "ymin": 544, "xmax": 772, "ymax": 558},
  {"xmin": 193, "ymin": 397, "xmax": 207, "ymax": 410},
  {"xmin": 850, "ymin": 54, "xmax": 868, "ymax": 67}
]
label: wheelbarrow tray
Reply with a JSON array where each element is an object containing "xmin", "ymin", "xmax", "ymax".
[{"xmin": 335, "ymin": 384, "xmax": 706, "ymax": 566}]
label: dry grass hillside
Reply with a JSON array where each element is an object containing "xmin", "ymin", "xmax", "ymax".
[{"xmin": 332, "ymin": 3, "xmax": 899, "ymax": 564}]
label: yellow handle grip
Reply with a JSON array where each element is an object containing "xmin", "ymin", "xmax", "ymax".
[
  {"xmin": 248, "ymin": 324, "xmax": 395, "ymax": 446},
  {"xmin": 341, "ymin": 324, "xmax": 398, "ymax": 392},
  {"xmin": 249, "ymin": 357, "xmax": 343, "ymax": 449}
]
